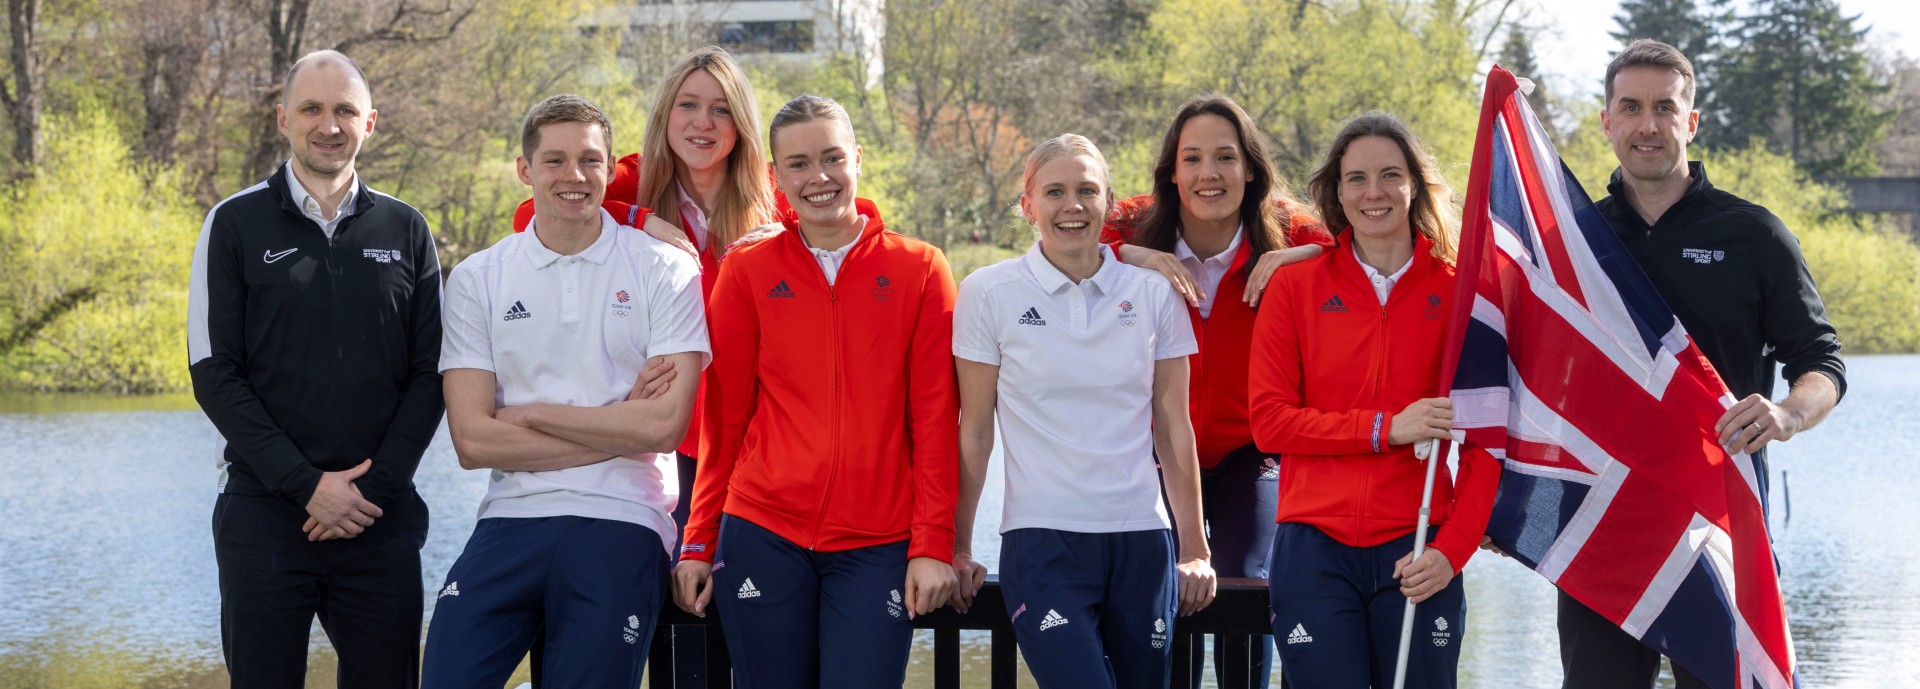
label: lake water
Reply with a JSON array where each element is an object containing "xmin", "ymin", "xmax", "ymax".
[{"xmin": 1, "ymin": 357, "xmax": 1916, "ymax": 688}]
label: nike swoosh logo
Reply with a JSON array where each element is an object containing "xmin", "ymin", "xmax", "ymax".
[{"xmin": 263, "ymin": 248, "xmax": 298, "ymax": 263}]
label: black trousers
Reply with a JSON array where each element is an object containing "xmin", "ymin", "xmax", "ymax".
[
  {"xmin": 213, "ymin": 490, "xmax": 429, "ymax": 689},
  {"xmin": 1558, "ymin": 590, "xmax": 1710, "ymax": 689}
]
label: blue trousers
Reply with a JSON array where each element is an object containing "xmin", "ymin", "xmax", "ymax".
[
  {"xmin": 1000, "ymin": 528, "xmax": 1177, "ymax": 689},
  {"xmin": 1191, "ymin": 443, "xmax": 1281, "ymax": 688},
  {"xmin": 1267, "ymin": 523, "xmax": 1465, "ymax": 689},
  {"xmin": 420, "ymin": 516, "xmax": 668, "ymax": 689},
  {"xmin": 709, "ymin": 515, "xmax": 914, "ymax": 689}
]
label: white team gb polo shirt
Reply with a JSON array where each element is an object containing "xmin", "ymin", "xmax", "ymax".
[
  {"xmin": 440, "ymin": 209, "xmax": 710, "ymax": 555},
  {"xmin": 953, "ymin": 242, "xmax": 1198, "ymax": 534}
]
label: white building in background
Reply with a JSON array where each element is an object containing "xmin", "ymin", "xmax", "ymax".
[{"xmin": 593, "ymin": 0, "xmax": 886, "ymax": 86}]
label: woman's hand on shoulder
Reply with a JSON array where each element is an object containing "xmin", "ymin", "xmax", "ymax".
[
  {"xmin": 1243, "ymin": 244, "xmax": 1325, "ymax": 307},
  {"xmin": 1116, "ymin": 243, "xmax": 1201, "ymax": 307},
  {"xmin": 641, "ymin": 215, "xmax": 699, "ymax": 261},
  {"xmin": 726, "ymin": 222, "xmax": 786, "ymax": 254}
]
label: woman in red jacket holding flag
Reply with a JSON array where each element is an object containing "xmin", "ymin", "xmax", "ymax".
[
  {"xmin": 671, "ymin": 94, "xmax": 959, "ymax": 689},
  {"xmin": 1249, "ymin": 112, "xmax": 1498, "ymax": 689}
]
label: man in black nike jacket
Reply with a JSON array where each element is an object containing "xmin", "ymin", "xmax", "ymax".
[
  {"xmin": 188, "ymin": 49, "xmax": 442, "ymax": 688},
  {"xmin": 1556, "ymin": 39, "xmax": 1846, "ymax": 689}
]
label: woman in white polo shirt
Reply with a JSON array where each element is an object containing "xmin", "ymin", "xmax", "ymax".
[{"xmin": 950, "ymin": 133, "xmax": 1216, "ymax": 689}]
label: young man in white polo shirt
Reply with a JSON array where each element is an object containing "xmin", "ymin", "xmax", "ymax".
[{"xmin": 420, "ymin": 94, "xmax": 708, "ymax": 689}]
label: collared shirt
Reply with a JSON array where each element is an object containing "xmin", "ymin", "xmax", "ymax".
[
  {"xmin": 1174, "ymin": 225, "xmax": 1243, "ymax": 319},
  {"xmin": 954, "ymin": 242, "xmax": 1198, "ymax": 534},
  {"xmin": 675, "ymin": 183, "xmax": 710, "ymax": 251},
  {"xmin": 440, "ymin": 208, "xmax": 711, "ymax": 556},
  {"xmin": 1353, "ymin": 244, "xmax": 1412, "ymax": 306},
  {"xmin": 803, "ymin": 215, "xmax": 868, "ymax": 286},
  {"xmin": 283, "ymin": 161, "xmax": 359, "ymax": 240}
]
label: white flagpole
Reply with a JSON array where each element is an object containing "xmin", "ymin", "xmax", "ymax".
[{"xmin": 1392, "ymin": 438, "xmax": 1443, "ymax": 689}]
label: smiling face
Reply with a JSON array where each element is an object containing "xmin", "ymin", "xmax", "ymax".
[
  {"xmin": 666, "ymin": 68, "xmax": 739, "ymax": 176},
  {"xmin": 771, "ymin": 117, "xmax": 861, "ymax": 231},
  {"xmin": 277, "ymin": 59, "xmax": 375, "ymax": 179},
  {"xmin": 518, "ymin": 120, "xmax": 611, "ymax": 228},
  {"xmin": 1335, "ymin": 135, "xmax": 1415, "ymax": 243},
  {"xmin": 1172, "ymin": 113, "xmax": 1248, "ymax": 230},
  {"xmin": 1602, "ymin": 65, "xmax": 1699, "ymax": 187},
  {"xmin": 1021, "ymin": 153, "xmax": 1110, "ymax": 254}
]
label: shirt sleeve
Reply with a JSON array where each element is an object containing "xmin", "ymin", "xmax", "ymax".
[
  {"xmin": 1755, "ymin": 212, "xmax": 1846, "ymax": 401},
  {"xmin": 1430, "ymin": 444, "xmax": 1501, "ymax": 573},
  {"xmin": 359, "ymin": 216, "xmax": 447, "ymax": 509},
  {"xmin": 905, "ymin": 249, "xmax": 961, "ymax": 562},
  {"xmin": 1152, "ymin": 275, "xmax": 1199, "ymax": 360},
  {"xmin": 951, "ymin": 272, "xmax": 1002, "ymax": 365},
  {"xmin": 684, "ymin": 256, "xmax": 760, "ymax": 562},
  {"xmin": 439, "ymin": 260, "xmax": 495, "ymax": 373},
  {"xmin": 188, "ymin": 209, "xmax": 323, "ymax": 507},
  {"xmin": 646, "ymin": 247, "xmax": 712, "ymax": 366}
]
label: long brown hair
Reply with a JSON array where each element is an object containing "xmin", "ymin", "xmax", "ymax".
[
  {"xmin": 1307, "ymin": 112, "xmax": 1459, "ymax": 266},
  {"xmin": 637, "ymin": 46, "xmax": 777, "ymax": 256},
  {"xmin": 1133, "ymin": 95, "xmax": 1296, "ymax": 279}
]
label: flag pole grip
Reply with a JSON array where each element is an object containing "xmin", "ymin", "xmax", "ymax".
[{"xmin": 1393, "ymin": 438, "xmax": 1443, "ymax": 689}]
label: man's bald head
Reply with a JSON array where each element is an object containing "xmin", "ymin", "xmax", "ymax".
[{"xmin": 284, "ymin": 50, "xmax": 370, "ymax": 107}]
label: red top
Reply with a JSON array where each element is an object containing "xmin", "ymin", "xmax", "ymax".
[
  {"xmin": 1247, "ymin": 235, "xmax": 1498, "ymax": 572},
  {"xmin": 683, "ymin": 208, "xmax": 960, "ymax": 562},
  {"xmin": 510, "ymin": 152, "xmax": 881, "ymax": 458},
  {"xmin": 1100, "ymin": 195, "xmax": 1335, "ymax": 468}
]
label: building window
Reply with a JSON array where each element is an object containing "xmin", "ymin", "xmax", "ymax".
[{"xmin": 717, "ymin": 21, "xmax": 813, "ymax": 54}]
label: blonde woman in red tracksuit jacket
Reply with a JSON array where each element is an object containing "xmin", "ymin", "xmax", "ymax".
[
  {"xmin": 1097, "ymin": 95, "xmax": 1333, "ymax": 689},
  {"xmin": 670, "ymin": 95, "xmax": 960, "ymax": 689},
  {"xmin": 1249, "ymin": 112, "xmax": 1499, "ymax": 689}
]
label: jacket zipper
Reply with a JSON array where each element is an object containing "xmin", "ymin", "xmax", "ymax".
[{"xmin": 808, "ymin": 236, "xmax": 850, "ymax": 550}]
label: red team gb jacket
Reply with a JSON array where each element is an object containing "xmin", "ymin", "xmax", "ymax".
[{"xmin": 682, "ymin": 209, "xmax": 961, "ymax": 563}]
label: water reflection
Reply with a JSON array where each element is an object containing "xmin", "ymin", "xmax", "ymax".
[{"xmin": 0, "ymin": 357, "xmax": 1914, "ymax": 688}]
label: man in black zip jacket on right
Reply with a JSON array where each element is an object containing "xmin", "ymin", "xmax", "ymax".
[
  {"xmin": 1555, "ymin": 39, "xmax": 1847, "ymax": 689},
  {"xmin": 188, "ymin": 49, "xmax": 442, "ymax": 688}
]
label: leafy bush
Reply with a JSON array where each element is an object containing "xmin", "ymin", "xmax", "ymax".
[{"xmin": 0, "ymin": 106, "xmax": 201, "ymax": 392}]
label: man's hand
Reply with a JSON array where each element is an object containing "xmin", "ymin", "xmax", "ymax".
[
  {"xmin": 673, "ymin": 560, "xmax": 715, "ymax": 617},
  {"xmin": 1116, "ymin": 244, "xmax": 1202, "ymax": 307},
  {"xmin": 1714, "ymin": 393, "xmax": 1802, "ymax": 455},
  {"xmin": 1393, "ymin": 548, "xmax": 1455, "ymax": 604},
  {"xmin": 1387, "ymin": 398, "xmax": 1454, "ymax": 447},
  {"xmin": 1243, "ymin": 245, "xmax": 1324, "ymax": 307},
  {"xmin": 1478, "ymin": 535, "xmax": 1509, "ymax": 558},
  {"xmin": 626, "ymin": 356, "xmax": 678, "ymax": 401},
  {"xmin": 641, "ymin": 215, "xmax": 699, "ymax": 260},
  {"xmin": 1175, "ymin": 556, "xmax": 1217, "ymax": 617},
  {"xmin": 904, "ymin": 556, "xmax": 957, "ymax": 619},
  {"xmin": 948, "ymin": 552, "xmax": 989, "ymax": 613},
  {"xmin": 303, "ymin": 459, "xmax": 382, "ymax": 540}
]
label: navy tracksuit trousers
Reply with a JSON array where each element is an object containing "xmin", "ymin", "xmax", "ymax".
[
  {"xmin": 420, "ymin": 516, "xmax": 669, "ymax": 689},
  {"xmin": 1000, "ymin": 527, "xmax": 1178, "ymax": 689},
  {"xmin": 1267, "ymin": 522, "xmax": 1465, "ymax": 689},
  {"xmin": 708, "ymin": 515, "xmax": 915, "ymax": 689}
]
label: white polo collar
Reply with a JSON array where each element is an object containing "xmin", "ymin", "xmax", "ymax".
[
  {"xmin": 524, "ymin": 209, "xmax": 620, "ymax": 269},
  {"xmin": 1173, "ymin": 224, "xmax": 1244, "ymax": 265},
  {"xmin": 1022, "ymin": 241, "xmax": 1121, "ymax": 295}
]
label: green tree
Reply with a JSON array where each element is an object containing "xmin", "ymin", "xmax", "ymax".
[
  {"xmin": 1609, "ymin": 0, "xmax": 1729, "ymax": 140},
  {"xmin": 1498, "ymin": 26, "xmax": 1558, "ymax": 141},
  {"xmin": 0, "ymin": 106, "xmax": 200, "ymax": 391},
  {"xmin": 1717, "ymin": 0, "xmax": 1891, "ymax": 176}
]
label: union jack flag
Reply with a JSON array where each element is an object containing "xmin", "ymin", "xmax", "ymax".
[{"xmin": 1440, "ymin": 66, "xmax": 1795, "ymax": 688}]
